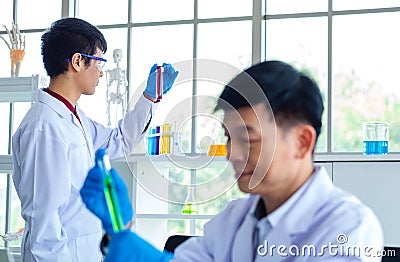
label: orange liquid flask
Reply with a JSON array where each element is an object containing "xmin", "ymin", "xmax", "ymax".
[{"xmin": 207, "ymin": 144, "xmax": 227, "ymax": 156}]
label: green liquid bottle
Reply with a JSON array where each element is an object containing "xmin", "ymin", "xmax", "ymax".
[{"xmin": 182, "ymin": 186, "xmax": 198, "ymax": 215}]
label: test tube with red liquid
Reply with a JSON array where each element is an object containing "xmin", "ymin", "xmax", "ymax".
[{"xmin": 156, "ymin": 65, "xmax": 164, "ymax": 100}]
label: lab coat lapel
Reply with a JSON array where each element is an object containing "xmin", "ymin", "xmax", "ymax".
[
  {"xmin": 38, "ymin": 89, "xmax": 71, "ymax": 119},
  {"xmin": 282, "ymin": 168, "xmax": 334, "ymax": 236},
  {"xmin": 71, "ymin": 114, "xmax": 82, "ymax": 128},
  {"xmin": 231, "ymin": 214, "xmax": 257, "ymax": 262},
  {"xmin": 254, "ymin": 223, "xmax": 292, "ymax": 261},
  {"xmin": 75, "ymin": 110, "xmax": 95, "ymax": 163},
  {"xmin": 256, "ymin": 168, "xmax": 334, "ymax": 261}
]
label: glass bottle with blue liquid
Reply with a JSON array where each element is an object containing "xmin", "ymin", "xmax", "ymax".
[{"xmin": 363, "ymin": 122, "xmax": 389, "ymax": 155}]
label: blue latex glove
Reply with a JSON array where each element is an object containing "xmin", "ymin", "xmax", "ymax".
[
  {"xmin": 80, "ymin": 166, "xmax": 133, "ymax": 235},
  {"xmin": 144, "ymin": 63, "xmax": 179, "ymax": 100},
  {"xmin": 105, "ymin": 230, "xmax": 174, "ymax": 262}
]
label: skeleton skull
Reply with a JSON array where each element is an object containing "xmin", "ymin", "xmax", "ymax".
[{"xmin": 113, "ymin": 49, "xmax": 123, "ymax": 63}]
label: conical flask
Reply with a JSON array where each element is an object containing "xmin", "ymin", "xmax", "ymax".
[{"xmin": 181, "ymin": 186, "xmax": 198, "ymax": 215}]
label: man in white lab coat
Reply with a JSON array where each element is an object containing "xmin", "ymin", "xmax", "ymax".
[
  {"xmin": 12, "ymin": 18, "xmax": 178, "ymax": 262},
  {"xmin": 81, "ymin": 60, "xmax": 384, "ymax": 261}
]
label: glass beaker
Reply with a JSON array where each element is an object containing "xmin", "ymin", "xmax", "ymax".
[
  {"xmin": 362, "ymin": 122, "xmax": 389, "ymax": 155},
  {"xmin": 207, "ymin": 113, "xmax": 227, "ymax": 156},
  {"xmin": 181, "ymin": 186, "xmax": 198, "ymax": 215},
  {"xmin": 207, "ymin": 144, "xmax": 227, "ymax": 156}
]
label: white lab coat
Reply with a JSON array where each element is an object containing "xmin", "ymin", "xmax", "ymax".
[
  {"xmin": 12, "ymin": 89, "xmax": 154, "ymax": 262},
  {"xmin": 174, "ymin": 166, "xmax": 384, "ymax": 261}
]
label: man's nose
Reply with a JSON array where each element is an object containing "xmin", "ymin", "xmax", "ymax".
[{"xmin": 227, "ymin": 144, "xmax": 248, "ymax": 163}]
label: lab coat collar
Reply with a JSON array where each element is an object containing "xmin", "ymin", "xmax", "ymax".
[
  {"xmin": 278, "ymin": 166, "xmax": 333, "ymax": 235},
  {"xmin": 38, "ymin": 89, "xmax": 73, "ymax": 119},
  {"xmin": 253, "ymin": 167, "xmax": 333, "ymax": 261},
  {"xmin": 250, "ymin": 166, "xmax": 332, "ymax": 235},
  {"xmin": 38, "ymin": 89, "xmax": 82, "ymax": 127}
]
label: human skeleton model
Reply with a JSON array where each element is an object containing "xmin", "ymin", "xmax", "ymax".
[{"xmin": 105, "ymin": 49, "xmax": 128, "ymax": 126}]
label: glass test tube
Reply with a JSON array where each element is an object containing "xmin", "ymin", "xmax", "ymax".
[
  {"xmin": 95, "ymin": 149, "xmax": 124, "ymax": 233},
  {"xmin": 156, "ymin": 65, "xmax": 164, "ymax": 100}
]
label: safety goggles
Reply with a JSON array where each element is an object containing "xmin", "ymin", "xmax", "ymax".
[{"xmin": 66, "ymin": 53, "xmax": 107, "ymax": 71}]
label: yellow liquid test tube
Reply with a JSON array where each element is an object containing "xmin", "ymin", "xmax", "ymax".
[
  {"xmin": 160, "ymin": 123, "xmax": 171, "ymax": 154},
  {"xmin": 95, "ymin": 149, "xmax": 124, "ymax": 233}
]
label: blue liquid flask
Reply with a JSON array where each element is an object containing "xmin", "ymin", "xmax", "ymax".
[
  {"xmin": 362, "ymin": 122, "xmax": 390, "ymax": 155},
  {"xmin": 363, "ymin": 141, "xmax": 389, "ymax": 155}
]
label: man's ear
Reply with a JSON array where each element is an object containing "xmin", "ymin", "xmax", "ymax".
[
  {"xmin": 295, "ymin": 124, "xmax": 316, "ymax": 159},
  {"xmin": 69, "ymin": 53, "xmax": 82, "ymax": 72}
]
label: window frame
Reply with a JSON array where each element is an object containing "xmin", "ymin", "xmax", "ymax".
[{"xmin": 2, "ymin": 0, "xmax": 400, "ymax": 247}]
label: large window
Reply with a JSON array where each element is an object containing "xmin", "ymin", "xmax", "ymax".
[
  {"xmin": 265, "ymin": 16, "xmax": 328, "ymax": 152},
  {"xmin": 263, "ymin": 2, "xmax": 400, "ymax": 153},
  {"xmin": 332, "ymin": 12, "xmax": 400, "ymax": 152}
]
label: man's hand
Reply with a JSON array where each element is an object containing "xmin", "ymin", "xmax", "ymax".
[
  {"xmin": 105, "ymin": 230, "xmax": 174, "ymax": 262},
  {"xmin": 80, "ymin": 166, "xmax": 133, "ymax": 234},
  {"xmin": 144, "ymin": 63, "xmax": 179, "ymax": 101}
]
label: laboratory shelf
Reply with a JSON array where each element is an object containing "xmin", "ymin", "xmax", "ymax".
[
  {"xmin": 0, "ymin": 155, "xmax": 13, "ymax": 173},
  {"xmin": 314, "ymin": 153, "xmax": 400, "ymax": 162},
  {"xmin": 118, "ymin": 153, "xmax": 230, "ymax": 169},
  {"xmin": 135, "ymin": 214, "xmax": 214, "ymax": 220},
  {"xmin": 116, "ymin": 153, "xmax": 400, "ymax": 168},
  {"xmin": 0, "ymin": 75, "xmax": 39, "ymax": 103},
  {"xmin": 124, "ymin": 153, "xmax": 228, "ymax": 161}
]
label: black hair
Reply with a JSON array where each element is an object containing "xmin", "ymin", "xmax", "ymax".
[
  {"xmin": 215, "ymin": 60, "xmax": 324, "ymax": 139},
  {"xmin": 41, "ymin": 17, "xmax": 107, "ymax": 78}
]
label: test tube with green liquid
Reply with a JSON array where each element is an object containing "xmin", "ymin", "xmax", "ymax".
[{"xmin": 95, "ymin": 149, "xmax": 124, "ymax": 233}]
